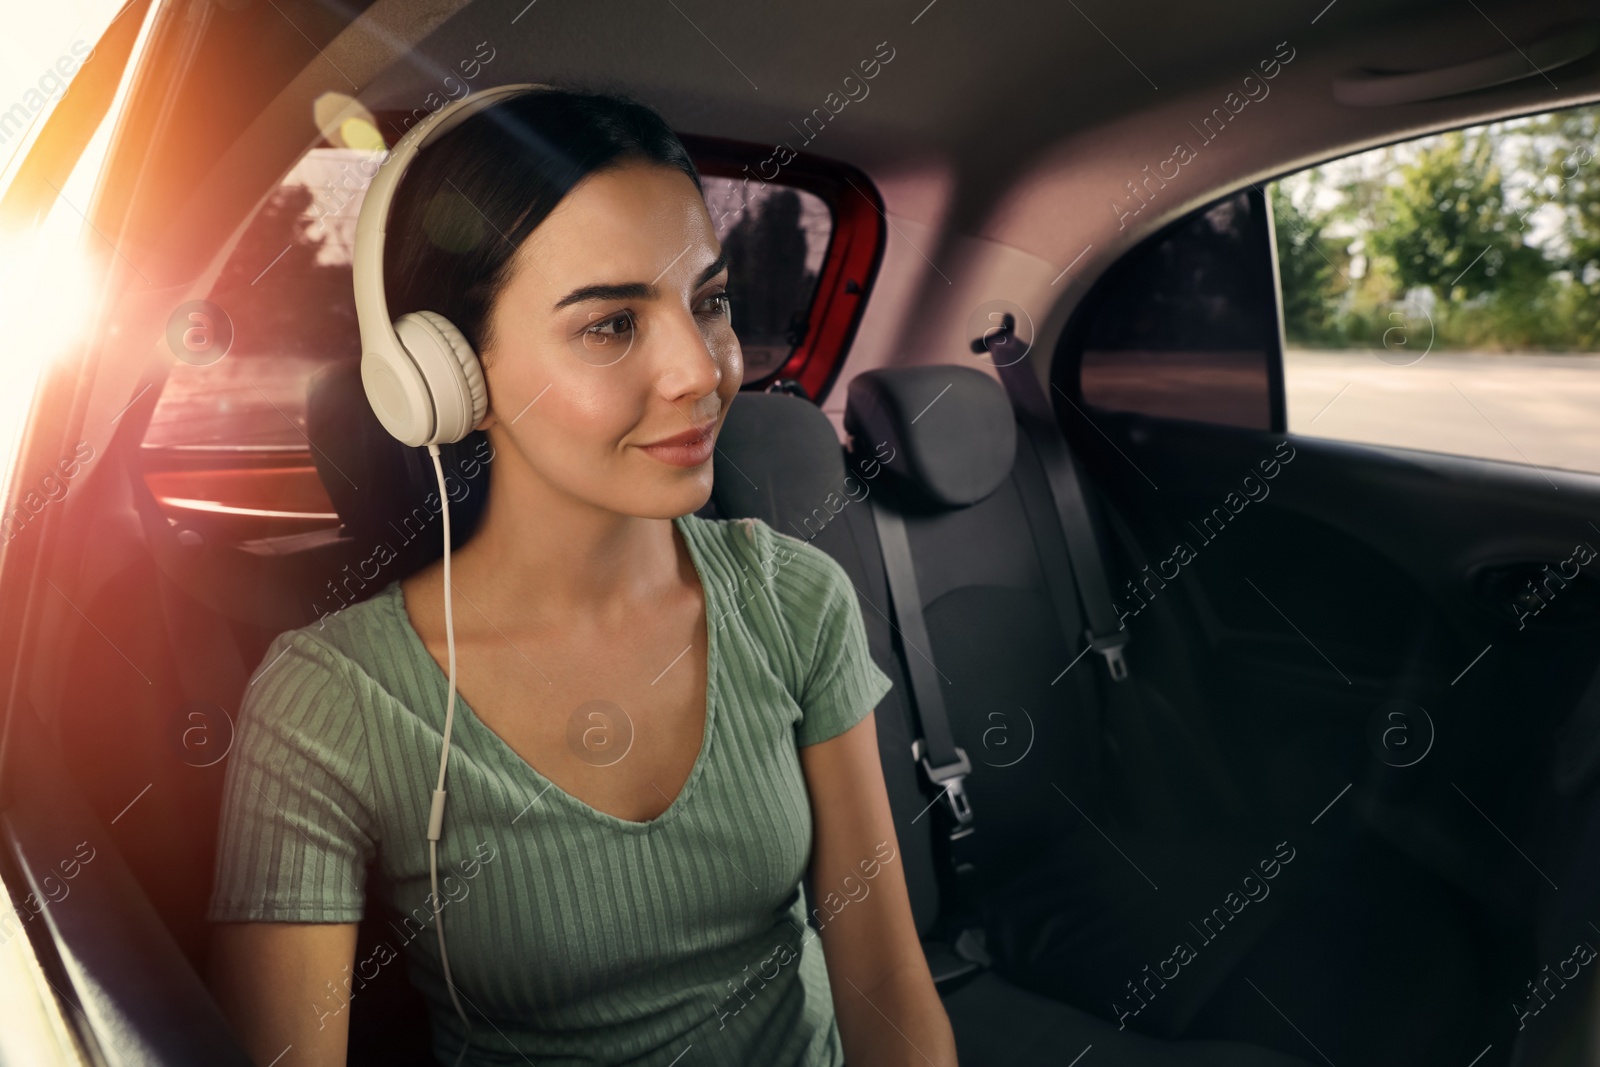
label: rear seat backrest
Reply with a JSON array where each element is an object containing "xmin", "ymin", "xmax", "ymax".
[
  {"xmin": 712, "ymin": 369, "xmax": 1107, "ymax": 908},
  {"xmin": 841, "ymin": 365, "xmax": 1108, "ymax": 888}
]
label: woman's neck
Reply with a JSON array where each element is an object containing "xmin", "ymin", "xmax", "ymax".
[{"xmin": 446, "ymin": 463, "xmax": 689, "ymax": 630}]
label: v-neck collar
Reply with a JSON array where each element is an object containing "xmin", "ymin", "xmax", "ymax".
[{"xmin": 386, "ymin": 513, "xmax": 719, "ymax": 835}]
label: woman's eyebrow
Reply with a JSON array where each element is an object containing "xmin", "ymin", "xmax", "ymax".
[{"xmin": 552, "ymin": 248, "xmax": 729, "ymax": 311}]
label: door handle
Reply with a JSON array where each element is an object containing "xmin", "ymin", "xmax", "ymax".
[{"xmin": 1472, "ymin": 558, "xmax": 1600, "ymax": 630}]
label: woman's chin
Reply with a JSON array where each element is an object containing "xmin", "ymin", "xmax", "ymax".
[{"xmin": 611, "ymin": 476, "xmax": 714, "ymax": 521}]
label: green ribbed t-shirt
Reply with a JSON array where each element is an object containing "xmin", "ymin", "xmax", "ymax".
[{"xmin": 206, "ymin": 513, "xmax": 895, "ymax": 1066}]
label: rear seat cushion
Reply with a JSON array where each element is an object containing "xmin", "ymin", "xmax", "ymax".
[
  {"xmin": 977, "ymin": 822, "xmax": 1301, "ymax": 1038},
  {"xmin": 942, "ymin": 971, "xmax": 1317, "ymax": 1067}
]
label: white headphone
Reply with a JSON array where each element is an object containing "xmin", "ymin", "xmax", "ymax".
[
  {"xmin": 352, "ymin": 81, "xmax": 553, "ymax": 1065},
  {"xmin": 353, "ymin": 81, "xmax": 553, "ymax": 448}
]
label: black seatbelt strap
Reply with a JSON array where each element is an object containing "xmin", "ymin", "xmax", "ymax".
[
  {"xmin": 1011, "ymin": 429, "xmax": 1094, "ymax": 681},
  {"xmin": 866, "ymin": 495, "xmax": 974, "ymax": 844},
  {"xmin": 993, "ymin": 357, "xmax": 1131, "ymax": 681},
  {"xmin": 866, "ymin": 491, "xmax": 990, "ymax": 951}
]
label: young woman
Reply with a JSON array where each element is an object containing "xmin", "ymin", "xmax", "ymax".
[{"xmin": 203, "ymin": 86, "xmax": 957, "ymax": 1067}]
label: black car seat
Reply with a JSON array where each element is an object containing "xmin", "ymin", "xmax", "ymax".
[
  {"xmin": 814, "ymin": 363, "xmax": 1495, "ymax": 1067},
  {"xmin": 708, "ymin": 378, "xmax": 1316, "ymax": 1066}
]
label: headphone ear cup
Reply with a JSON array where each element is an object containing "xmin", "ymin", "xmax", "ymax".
[
  {"xmin": 360, "ymin": 346, "xmax": 435, "ymax": 449},
  {"xmin": 392, "ymin": 310, "xmax": 490, "ymax": 446}
]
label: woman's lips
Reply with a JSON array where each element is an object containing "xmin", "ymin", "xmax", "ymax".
[{"xmin": 638, "ymin": 423, "xmax": 715, "ymax": 468}]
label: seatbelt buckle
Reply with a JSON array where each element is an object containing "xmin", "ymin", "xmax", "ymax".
[
  {"xmin": 1086, "ymin": 628, "xmax": 1130, "ymax": 682},
  {"xmin": 913, "ymin": 740, "xmax": 975, "ymax": 839}
]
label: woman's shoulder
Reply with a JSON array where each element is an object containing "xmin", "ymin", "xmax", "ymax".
[
  {"xmin": 680, "ymin": 512, "xmax": 858, "ymax": 659},
  {"xmin": 685, "ymin": 513, "xmax": 890, "ymax": 741},
  {"xmin": 680, "ymin": 513, "xmax": 847, "ymax": 598},
  {"xmin": 245, "ymin": 580, "xmax": 407, "ymax": 710}
]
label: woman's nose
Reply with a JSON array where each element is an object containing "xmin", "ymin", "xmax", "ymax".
[{"xmin": 654, "ymin": 306, "xmax": 725, "ymax": 398}]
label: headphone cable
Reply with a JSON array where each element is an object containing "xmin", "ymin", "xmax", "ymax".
[{"xmin": 424, "ymin": 441, "xmax": 474, "ymax": 1067}]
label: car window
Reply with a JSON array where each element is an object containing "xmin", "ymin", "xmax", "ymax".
[
  {"xmin": 1067, "ymin": 188, "xmax": 1282, "ymax": 431},
  {"xmin": 702, "ymin": 177, "xmax": 832, "ymax": 379},
  {"xmin": 0, "ymin": 3, "xmax": 123, "ymax": 191},
  {"xmin": 1270, "ymin": 101, "xmax": 1600, "ymax": 474},
  {"xmin": 139, "ymin": 138, "xmax": 838, "ymax": 535}
]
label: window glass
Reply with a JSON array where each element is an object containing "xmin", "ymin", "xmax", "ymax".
[
  {"xmin": 703, "ymin": 179, "xmax": 832, "ymax": 380},
  {"xmin": 143, "ymin": 160, "xmax": 357, "ymax": 450},
  {"xmin": 0, "ymin": 1, "xmax": 128, "ymax": 194},
  {"xmin": 1271, "ymin": 102, "xmax": 1600, "ymax": 474},
  {"xmin": 1074, "ymin": 189, "xmax": 1278, "ymax": 430}
]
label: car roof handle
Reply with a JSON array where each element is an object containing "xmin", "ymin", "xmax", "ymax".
[{"xmin": 1333, "ymin": 20, "xmax": 1600, "ymax": 107}]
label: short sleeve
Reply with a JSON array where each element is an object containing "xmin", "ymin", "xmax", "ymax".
[
  {"xmin": 206, "ymin": 631, "xmax": 379, "ymax": 923},
  {"xmin": 762, "ymin": 525, "xmax": 895, "ymax": 747}
]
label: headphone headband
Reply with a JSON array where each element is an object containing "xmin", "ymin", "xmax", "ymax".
[
  {"xmin": 352, "ymin": 82, "xmax": 550, "ymax": 381},
  {"xmin": 352, "ymin": 82, "xmax": 554, "ymax": 447}
]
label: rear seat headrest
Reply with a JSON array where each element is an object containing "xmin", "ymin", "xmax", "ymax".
[
  {"xmin": 306, "ymin": 357, "xmax": 489, "ymax": 572},
  {"xmin": 844, "ymin": 365, "xmax": 1017, "ymax": 509},
  {"xmin": 307, "ymin": 357, "xmax": 417, "ymax": 544},
  {"xmin": 711, "ymin": 390, "xmax": 850, "ymax": 525}
]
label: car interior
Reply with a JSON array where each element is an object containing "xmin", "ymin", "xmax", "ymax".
[{"xmin": 4, "ymin": 0, "xmax": 1600, "ymax": 1064}]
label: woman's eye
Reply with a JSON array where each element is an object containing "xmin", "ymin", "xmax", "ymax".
[
  {"xmin": 700, "ymin": 291, "xmax": 732, "ymax": 319},
  {"xmin": 586, "ymin": 310, "xmax": 634, "ymax": 337}
]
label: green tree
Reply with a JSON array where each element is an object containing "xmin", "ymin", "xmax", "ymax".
[
  {"xmin": 1272, "ymin": 104, "xmax": 1600, "ymax": 353},
  {"xmin": 1270, "ymin": 177, "xmax": 1343, "ymax": 344},
  {"xmin": 1520, "ymin": 106, "xmax": 1600, "ymax": 348},
  {"xmin": 1366, "ymin": 128, "xmax": 1549, "ymax": 347}
]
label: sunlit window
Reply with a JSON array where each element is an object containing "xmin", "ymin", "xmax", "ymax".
[{"xmin": 1272, "ymin": 102, "xmax": 1600, "ymax": 474}]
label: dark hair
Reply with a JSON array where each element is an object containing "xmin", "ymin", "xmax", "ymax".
[
  {"xmin": 385, "ymin": 84, "xmax": 702, "ymax": 363},
  {"xmin": 379, "ymin": 84, "xmax": 702, "ymax": 566}
]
